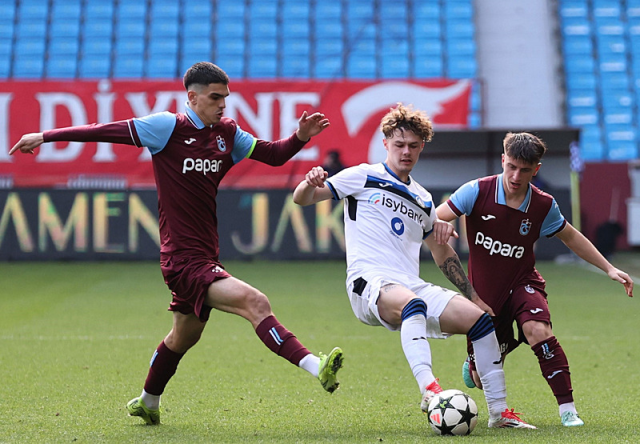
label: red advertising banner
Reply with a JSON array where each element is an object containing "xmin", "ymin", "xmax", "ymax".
[{"xmin": 0, "ymin": 79, "xmax": 471, "ymax": 188}]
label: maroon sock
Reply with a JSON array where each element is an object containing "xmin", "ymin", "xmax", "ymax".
[
  {"xmin": 143, "ymin": 341, "xmax": 185, "ymax": 396},
  {"xmin": 531, "ymin": 336, "xmax": 573, "ymax": 405},
  {"xmin": 255, "ymin": 315, "xmax": 311, "ymax": 366}
]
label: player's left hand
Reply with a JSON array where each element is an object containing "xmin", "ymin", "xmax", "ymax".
[
  {"xmin": 296, "ymin": 111, "xmax": 330, "ymax": 141},
  {"xmin": 608, "ymin": 268, "xmax": 634, "ymax": 297},
  {"xmin": 432, "ymin": 219, "xmax": 458, "ymax": 245}
]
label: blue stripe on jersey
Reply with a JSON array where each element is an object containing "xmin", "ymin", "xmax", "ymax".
[
  {"xmin": 231, "ymin": 126, "xmax": 257, "ymax": 164},
  {"xmin": 449, "ymin": 179, "xmax": 480, "ymax": 216},
  {"xmin": 540, "ymin": 198, "xmax": 565, "ymax": 236},
  {"xmin": 132, "ymin": 112, "xmax": 177, "ymax": 154},
  {"xmin": 401, "ymin": 298, "xmax": 427, "ymax": 321},
  {"xmin": 364, "ymin": 175, "xmax": 432, "ymax": 217},
  {"xmin": 326, "ymin": 181, "xmax": 340, "ymax": 200},
  {"xmin": 467, "ymin": 313, "xmax": 495, "ymax": 341}
]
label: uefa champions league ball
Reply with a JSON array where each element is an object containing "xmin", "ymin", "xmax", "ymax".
[{"xmin": 427, "ymin": 389, "xmax": 478, "ymax": 436}]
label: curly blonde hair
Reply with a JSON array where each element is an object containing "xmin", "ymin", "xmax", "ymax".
[{"xmin": 380, "ymin": 103, "xmax": 433, "ymax": 143}]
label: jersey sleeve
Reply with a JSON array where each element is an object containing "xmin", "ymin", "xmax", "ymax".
[
  {"xmin": 540, "ymin": 198, "xmax": 567, "ymax": 237},
  {"xmin": 325, "ymin": 165, "xmax": 368, "ymax": 200},
  {"xmin": 132, "ymin": 112, "xmax": 177, "ymax": 154},
  {"xmin": 231, "ymin": 125, "xmax": 257, "ymax": 164},
  {"xmin": 447, "ymin": 179, "xmax": 480, "ymax": 216}
]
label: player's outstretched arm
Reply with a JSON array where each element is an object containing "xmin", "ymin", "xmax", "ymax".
[
  {"xmin": 431, "ymin": 219, "xmax": 459, "ymax": 245},
  {"xmin": 296, "ymin": 111, "xmax": 330, "ymax": 141},
  {"xmin": 556, "ymin": 223, "xmax": 634, "ymax": 297},
  {"xmin": 435, "ymin": 202, "xmax": 458, "ymax": 222},
  {"xmin": 293, "ymin": 166, "xmax": 332, "ymax": 206},
  {"xmin": 425, "ymin": 236, "xmax": 495, "ymax": 315},
  {"xmin": 9, "ymin": 133, "xmax": 45, "ymax": 155}
]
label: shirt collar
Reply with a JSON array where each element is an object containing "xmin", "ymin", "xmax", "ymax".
[
  {"xmin": 185, "ymin": 102, "xmax": 206, "ymax": 129},
  {"xmin": 496, "ymin": 173, "xmax": 531, "ymax": 212},
  {"xmin": 383, "ymin": 162, "xmax": 411, "ymax": 185}
]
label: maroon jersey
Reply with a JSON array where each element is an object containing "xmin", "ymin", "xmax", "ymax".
[
  {"xmin": 451, "ymin": 176, "xmax": 558, "ymax": 314},
  {"xmin": 44, "ymin": 108, "xmax": 307, "ymax": 262}
]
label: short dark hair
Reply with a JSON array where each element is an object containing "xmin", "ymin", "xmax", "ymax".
[
  {"xmin": 183, "ymin": 62, "xmax": 229, "ymax": 91},
  {"xmin": 503, "ymin": 132, "xmax": 547, "ymax": 164},
  {"xmin": 380, "ymin": 103, "xmax": 433, "ymax": 143}
]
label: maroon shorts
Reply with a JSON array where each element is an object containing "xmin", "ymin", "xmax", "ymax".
[
  {"xmin": 160, "ymin": 256, "xmax": 231, "ymax": 322},
  {"xmin": 468, "ymin": 284, "xmax": 551, "ymax": 360}
]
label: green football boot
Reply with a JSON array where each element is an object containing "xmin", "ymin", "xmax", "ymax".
[
  {"xmin": 126, "ymin": 397, "xmax": 160, "ymax": 425},
  {"xmin": 318, "ymin": 347, "xmax": 344, "ymax": 393}
]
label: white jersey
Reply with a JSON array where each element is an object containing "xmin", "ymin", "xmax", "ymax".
[{"xmin": 326, "ymin": 163, "xmax": 436, "ymax": 283}]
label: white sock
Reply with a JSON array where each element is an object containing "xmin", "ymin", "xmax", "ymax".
[
  {"xmin": 472, "ymin": 331, "xmax": 508, "ymax": 418},
  {"xmin": 298, "ymin": 353, "xmax": 320, "ymax": 378},
  {"xmin": 140, "ymin": 390, "xmax": 160, "ymax": 410},
  {"xmin": 559, "ymin": 402, "xmax": 577, "ymax": 416},
  {"xmin": 401, "ymin": 314, "xmax": 435, "ymax": 393}
]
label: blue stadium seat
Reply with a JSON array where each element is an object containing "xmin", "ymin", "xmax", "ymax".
[
  {"xmin": 215, "ymin": 55, "xmax": 244, "ymax": 78},
  {"xmin": 116, "ymin": 2, "xmax": 146, "ymax": 20},
  {"xmin": 380, "ymin": 1, "xmax": 407, "ymax": 20},
  {"xmin": 600, "ymin": 72, "xmax": 630, "ymax": 90},
  {"xmin": 561, "ymin": 17, "xmax": 591, "ymax": 36},
  {"xmin": 580, "ymin": 140, "xmax": 605, "ymax": 161},
  {"xmin": 444, "ymin": 1, "xmax": 473, "ymax": 20},
  {"xmin": 347, "ymin": 54, "xmax": 376, "ymax": 79},
  {"xmin": 181, "ymin": 39, "xmax": 211, "ymax": 61},
  {"xmin": 559, "ymin": 1, "xmax": 589, "ymax": 19},
  {"xmin": 446, "ymin": 38, "xmax": 476, "ymax": 56},
  {"xmin": 346, "ymin": 21, "xmax": 376, "ymax": 40},
  {"xmin": 84, "ymin": 20, "xmax": 114, "ymax": 39},
  {"xmin": 282, "ymin": 1, "xmax": 310, "ymax": 18},
  {"xmin": 249, "ymin": 1, "xmax": 278, "ymax": 19},
  {"xmin": 85, "ymin": 1, "xmax": 114, "ymax": 19},
  {"xmin": 567, "ymin": 88, "xmax": 598, "ymax": 107},
  {"xmin": 593, "ymin": 0, "xmax": 621, "ymax": 18},
  {"xmin": 16, "ymin": 21, "xmax": 47, "ymax": 39},
  {"xmin": 596, "ymin": 35, "xmax": 626, "ymax": 54},
  {"xmin": 13, "ymin": 57, "xmax": 45, "ymax": 78},
  {"xmin": 214, "ymin": 22, "xmax": 245, "ymax": 39},
  {"xmin": 314, "ymin": 56, "xmax": 343, "ymax": 79},
  {"xmin": 0, "ymin": 54, "xmax": 10, "ymax": 78},
  {"xmin": 603, "ymin": 107, "xmax": 634, "ymax": 124},
  {"xmin": 314, "ymin": 21, "xmax": 342, "ymax": 39},
  {"xmin": 183, "ymin": 1, "xmax": 212, "ymax": 20},
  {"xmin": 607, "ymin": 140, "xmax": 638, "ymax": 160},
  {"xmin": 50, "ymin": 20, "xmax": 81, "ymax": 38},
  {"xmin": 78, "ymin": 56, "xmax": 110, "ymax": 79},
  {"xmin": 150, "ymin": 19, "xmax": 179, "ymax": 38},
  {"xmin": 250, "ymin": 20, "xmax": 278, "ymax": 39},
  {"xmin": 216, "ymin": 2, "xmax": 245, "ymax": 18},
  {"xmin": 346, "ymin": 1, "xmax": 374, "ymax": 21},
  {"xmin": 51, "ymin": 1, "xmax": 81, "ymax": 20},
  {"xmin": 46, "ymin": 57, "xmax": 77, "ymax": 78},
  {"xmin": 413, "ymin": 0, "xmax": 441, "ymax": 20},
  {"xmin": 146, "ymin": 56, "xmax": 178, "ymax": 79},
  {"xmin": 281, "ymin": 57, "xmax": 310, "ymax": 78},
  {"xmin": 413, "ymin": 21, "xmax": 442, "ymax": 38},
  {"xmin": 15, "ymin": 38, "xmax": 45, "ymax": 56},
  {"xmin": 316, "ymin": 39, "xmax": 343, "ymax": 57},
  {"xmin": 249, "ymin": 39, "xmax": 277, "ymax": 56},
  {"xmin": 595, "ymin": 21, "xmax": 624, "ymax": 36},
  {"xmin": 282, "ymin": 21, "xmax": 310, "ymax": 39},
  {"xmin": 49, "ymin": 38, "xmax": 80, "ymax": 56},
  {"xmin": 182, "ymin": 22, "xmax": 211, "ymax": 39},
  {"xmin": 380, "ymin": 55, "xmax": 410, "ymax": 79},
  {"xmin": 565, "ymin": 54, "xmax": 596, "ymax": 72},
  {"xmin": 445, "ymin": 20, "xmax": 475, "ymax": 38},
  {"xmin": 0, "ymin": 3, "xmax": 16, "ymax": 21},
  {"xmin": 568, "ymin": 107, "xmax": 599, "ymax": 125},
  {"xmin": 247, "ymin": 56, "xmax": 277, "ymax": 78},
  {"xmin": 563, "ymin": 35, "xmax": 593, "ymax": 55},
  {"xmin": 149, "ymin": 38, "xmax": 179, "ymax": 57},
  {"xmin": 18, "ymin": 0, "xmax": 49, "ymax": 20},
  {"xmin": 414, "ymin": 58, "xmax": 444, "ymax": 78},
  {"xmin": 216, "ymin": 39, "xmax": 245, "ymax": 56},
  {"xmin": 566, "ymin": 71, "xmax": 597, "ymax": 89},
  {"xmin": 315, "ymin": 1, "xmax": 342, "ymax": 19},
  {"xmin": 282, "ymin": 39, "xmax": 310, "ymax": 56},
  {"xmin": 115, "ymin": 20, "xmax": 147, "ymax": 40},
  {"xmin": 113, "ymin": 58, "xmax": 145, "ymax": 78},
  {"xmin": 599, "ymin": 54, "xmax": 627, "ymax": 72},
  {"xmin": 82, "ymin": 37, "xmax": 112, "ymax": 56},
  {"xmin": 0, "ymin": 21, "xmax": 14, "ymax": 39},
  {"xmin": 447, "ymin": 57, "xmax": 477, "ymax": 78},
  {"xmin": 115, "ymin": 39, "xmax": 144, "ymax": 56},
  {"xmin": 150, "ymin": 1, "xmax": 180, "ymax": 19},
  {"xmin": 414, "ymin": 39, "xmax": 443, "ymax": 57}
]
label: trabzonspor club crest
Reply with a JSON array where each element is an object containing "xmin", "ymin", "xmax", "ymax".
[
  {"xmin": 519, "ymin": 219, "xmax": 532, "ymax": 236},
  {"xmin": 216, "ymin": 135, "xmax": 227, "ymax": 152}
]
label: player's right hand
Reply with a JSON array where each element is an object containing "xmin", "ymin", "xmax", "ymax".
[
  {"xmin": 305, "ymin": 166, "xmax": 329, "ymax": 188},
  {"xmin": 9, "ymin": 132, "xmax": 45, "ymax": 155}
]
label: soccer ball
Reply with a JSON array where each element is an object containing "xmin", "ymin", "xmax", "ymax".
[{"xmin": 427, "ymin": 389, "xmax": 478, "ymax": 436}]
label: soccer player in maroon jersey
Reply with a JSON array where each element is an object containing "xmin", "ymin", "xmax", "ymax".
[
  {"xmin": 10, "ymin": 62, "xmax": 344, "ymax": 425},
  {"xmin": 436, "ymin": 132, "xmax": 634, "ymax": 427}
]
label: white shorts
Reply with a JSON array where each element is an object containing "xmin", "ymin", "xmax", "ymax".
[{"xmin": 347, "ymin": 272, "xmax": 457, "ymax": 338}]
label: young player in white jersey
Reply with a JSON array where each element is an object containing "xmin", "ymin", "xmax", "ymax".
[{"xmin": 293, "ymin": 104, "xmax": 535, "ymax": 429}]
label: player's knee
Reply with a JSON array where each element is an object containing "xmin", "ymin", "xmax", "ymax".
[
  {"xmin": 522, "ymin": 320, "xmax": 552, "ymax": 343},
  {"xmin": 243, "ymin": 288, "xmax": 272, "ymax": 317}
]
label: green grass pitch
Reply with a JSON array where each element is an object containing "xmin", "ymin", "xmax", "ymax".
[{"xmin": 0, "ymin": 256, "xmax": 638, "ymax": 443}]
